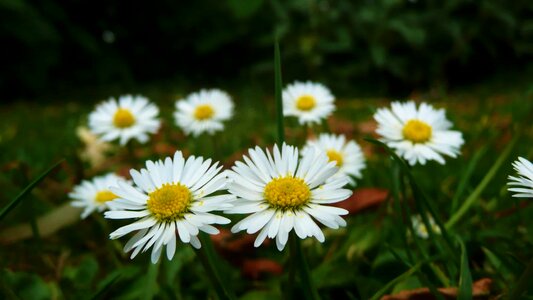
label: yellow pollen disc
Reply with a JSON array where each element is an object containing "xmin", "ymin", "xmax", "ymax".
[
  {"xmin": 194, "ymin": 104, "xmax": 215, "ymax": 121},
  {"xmin": 402, "ymin": 119, "xmax": 432, "ymax": 143},
  {"xmin": 264, "ymin": 177, "xmax": 311, "ymax": 210},
  {"xmin": 326, "ymin": 149, "xmax": 344, "ymax": 167},
  {"xmin": 113, "ymin": 108, "xmax": 136, "ymax": 128},
  {"xmin": 147, "ymin": 183, "xmax": 192, "ymax": 222},
  {"xmin": 95, "ymin": 190, "xmax": 118, "ymax": 204},
  {"xmin": 295, "ymin": 95, "xmax": 316, "ymax": 111}
]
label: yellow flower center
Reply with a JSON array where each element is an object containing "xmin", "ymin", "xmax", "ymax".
[
  {"xmin": 295, "ymin": 95, "xmax": 316, "ymax": 111},
  {"xmin": 326, "ymin": 149, "xmax": 344, "ymax": 167},
  {"xmin": 402, "ymin": 119, "xmax": 432, "ymax": 143},
  {"xmin": 194, "ymin": 104, "xmax": 215, "ymax": 121},
  {"xmin": 113, "ymin": 108, "xmax": 136, "ymax": 128},
  {"xmin": 147, "ymin": 183, "xmax": 192, "ymax": 222},
  {"xmin": 95, "ymin": 190, "xmax": 118, "ymax": 204},
  {"xmin": 264, "ymin": 176, "xmax": 311, "ymax": 210}
]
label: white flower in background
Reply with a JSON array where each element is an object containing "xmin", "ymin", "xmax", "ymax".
[
  {"xmin": 104, "ymin": 151, "xmax": 235, "ymax": 263},
  {"xmin": 374, "ymin": 101, "xmax": 464, "ymax": 166},
  {"xmin": 70, "ymin": 173, "xmax": 127, "ymax": 219},
  {"xmin": 283, "ymin": 81, "xmax": 335, "ymax": 125},
  {"xmin": 89, "ymin": 95, "xmax": 160, "ymax": 145},
  {"xmin": 508, "ymin": 157, "xmax": 533, "ymax": 198},
  {"xmin": 302, "ymin": 133, "xmax": 366, "ymax": 186},
  {"xmin": 411, "ymin": 214, "xmax": 441, "ymax": 239},
  {"xmin": 174, "ymin": 89, "xmax": 234, "ymax": 136},
  {"xmin": 226, "ymin": 143, "xmax": 352, "ymax": 251}
]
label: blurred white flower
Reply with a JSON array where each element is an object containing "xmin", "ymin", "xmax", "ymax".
[
  {"xmin": 374, "ymin": 101, "xmax": 464, "ymax": 165},
  {"xmin": 302, "ymin": 133, "xmax": 366, "ymax": 186},
  {"xmin": 174, "ymin": 89, "xmax": 234, "ymax": 136},
  {"xmin": 508, "ymin": 157, "xmax": 533, "ymax": 198},
  {"xmin": 283, "ymin": 81, "xmax": 335, "ymax": 125},
  {"xmin": 89, "ymin": 95, "xmax": 160, "ymax": 146}
]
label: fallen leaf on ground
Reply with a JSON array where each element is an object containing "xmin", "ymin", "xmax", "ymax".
[
  {"xmin": 381, "ymin": 278, "xmax": 492, "ymax": 300},
  {"xmin": 333, "ymin": 188, "xmax": 388, "ymax": 215}
]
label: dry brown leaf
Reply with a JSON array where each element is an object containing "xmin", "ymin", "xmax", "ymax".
[
  {"xmin": 381, "ymin": 278, "xmax": 493, "ymax": 300},
  {"xmin": 333, "ymin": 188, "xmax": 389, "ymax": 215}
]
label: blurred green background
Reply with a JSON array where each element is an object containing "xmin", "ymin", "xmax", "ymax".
[{"xmin": 2, "ymin": 0, "xmax": 532, "ymax": 101}]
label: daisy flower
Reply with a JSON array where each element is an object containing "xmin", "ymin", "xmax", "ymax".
[
  {"xmin": 508, "ymin": 157, "xmax": 533, "ymax": 198},
  {"xmin": 174, "ymin": 89, "xmax": 234, "ymax": 136},
  {"xmin": 374, "ymin": 101, "xmax": 464, "ymax": 166},
  {"xmin": 88, "ymin": 95, "xmax": 161, "ymax": 145},
  {"xmin": 104, "ymin": 151, "xmax": 235, "ymax": 263},
  {"xmin": 69, "ymin": 173, "xmax": 127, "ymax": 219},
  {"xmin": 302, "ymin": 133, "xmax": 366, "ymax": 186},
  {"xmin": 411, "ymin": 214, "xmax": 441, "ymax": 239},
  {"xmin": 283, "ymin": 81, "xmax": 335, "ymax": 125},
  {"xmin": 226, "ymin": 143, "xmax": 352, "ymax": 251}
]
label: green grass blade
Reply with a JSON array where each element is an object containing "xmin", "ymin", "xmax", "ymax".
[
  {"xmin": 365, "ymin": 138, "xmax": 457, "ymax": 260},
  {"xmin": 0, "ymin": 159, "xmax": 64, "ymax": 222},
  {"xmin": 90, "ymin": 273, "xmax": 121, "ymax": 300},
  {"xmin": 369, "ymin": 263, "xmax": 422, "ymax": 300},
  {"xmin": 450, "ymin": 146, "xmax": 487, "ymax": 213},
  {"xmin": 446, "ymin": 136, "xmax": 518, "ymax": 229},
  {"xmin": 142, "ymin": 260, "xmax": 160, "ymax": 300},
  {"xmin": 509, "ymin": 257, "xmax": 533, "ymax": 299},
  {"xmin": 274, "ymin": 38, "xmax": 285, "ymax": 145},
  {"xmin": 457, "ymin": 238, "xmax": 473, "ymax": 300}
]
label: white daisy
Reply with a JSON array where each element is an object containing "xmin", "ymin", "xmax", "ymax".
[
  {"xmin": 69, "ymin": 173, "xmax": 127, "ymax": 219},
  {"xmin": 174, "ymin": 89, "xmax": 234, "ymax": 136},
  {"xmin": 411, "ymin": 214, "xmax": 441, "ymax": 239},
  {"xmin": 283, "ymin": 81, "xmax": 335, "ymax": 125},
  {"xmin": 374, "ymin": 101, "xmax": 464, "ymax": 166},
  {"xmin": 104, "ymin": 151, "xmax": 235, "ymax": 263},
  {"xmin": 226, "ymin": 143, "xmax": 352, "ymax": 251},
  {"xmin": 88, "ymin": 95, "xmax": 161, "ymax": 146},
  {"xmin": 508, "ymin": 157, "xmax": 533, "ymax": 198},
  {"xmin": 302, "ymin": 133, "xmax": 366, "ymax": 186}
]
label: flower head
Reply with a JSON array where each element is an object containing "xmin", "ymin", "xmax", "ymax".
[
  {"xmin": 411, "ymin": 214, "xmax": 441, "ymax": 239},
  {"xmin": 69, "ymin": 173, "xmax": 127, "ymax": 219},
  {"xmin": 283, "ymin": 81, "xmax": 335, "ymax": 125},
  {"xmin": 226, "ymin": 143, "xmax": 352, "ymax": 251},
  {"xmin": 374, "ymin": 101, "xmax": 464, "ymax": 166},
  {"xmin": 88, "ymin": 95, "xmax": 161, "ymax": 145},
  {"xmin": 508, "ymin": 157, "xmax": 533, "ymax": 198},
  {"xmin": 174, "ymin": 89, "xmax": 234, "ymax": 136},
  {"xmin": 302, "ymin": 133, "xmax": 366, "ymax": 186},
  {"xmin": 105, "ymin": 151, "xmax": 235, "ymax": 263}
]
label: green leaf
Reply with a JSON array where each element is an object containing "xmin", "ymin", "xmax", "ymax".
[
  {"xmin": 451, "ymin": 146, "xmax": 487, "ymax": 214},
  {"xmin": 0, "ymin": 159, "xmax": 63, "ymax": 222},
  {"xmin": 142, "ymin": 261, "xmax": 160, "ymax": 300},
  {"xmin": 457, "ymin": 238, "xmax": 473, "ymax": 300}
]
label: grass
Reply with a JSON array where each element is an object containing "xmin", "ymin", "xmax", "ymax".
[{"xmin": 0, "ymin": 71, "xmax": 532, "ymax": 299}]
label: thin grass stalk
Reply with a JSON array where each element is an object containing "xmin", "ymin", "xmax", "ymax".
[
  {"xmin": 446, "ymin": 136, "xmax": 518, "ymax": 229},
  {"xmin": 195, "ymin": 233, "xmax": 235, "ymax": 300},
  {"xmin": 509, "ymin": 257, "xmax": 533, "ymax": 299}
]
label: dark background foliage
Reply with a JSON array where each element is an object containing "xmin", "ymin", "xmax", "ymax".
[{"xmin": 1, "ymin": 0, "xmax": 532, "ymax": 101}]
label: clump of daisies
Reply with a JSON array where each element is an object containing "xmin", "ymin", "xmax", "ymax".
[
  {"xmin": 302, "ymin": 133, "xmax": 366, "ymax": 186},
  {"xmin": 411, "ymin": 214, "xmax": 441, "ymax": 239},
  {"xmin": 104, "ymin": 151, "xmax": 235, "ymax": 263},
  {"xmin": 89, "ymin": 95, "xmax": 161, "ymax": 145},
  {"xmin": 174, "ymin": 89, "xmax": 234, "ymax": 136},
  {"xmin": 225, "ymin": 143, "xmax": 352, "ymax": 251},
  {"xmin": 283, "ymin": 81, "xmax": 335, "ymax": 125},
  {"xmin": 374, "ymin": 101, "xmax": 464, "ymax": 166},
  {"xmin": 69, "ymin": 173, "xmax": 127, "ymax": 219},
  {"xmin": 508, "ymin": 157, "xmax": 533, "ymax": 198}
]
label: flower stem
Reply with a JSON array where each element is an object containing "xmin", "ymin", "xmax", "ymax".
[
  {"xmin": 289, "ymin": 233, "xmax": 321, "ymax": 300},
  {"xmin": 195, "ymin": 233, "xmax": 235, "ymax": 300}
]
